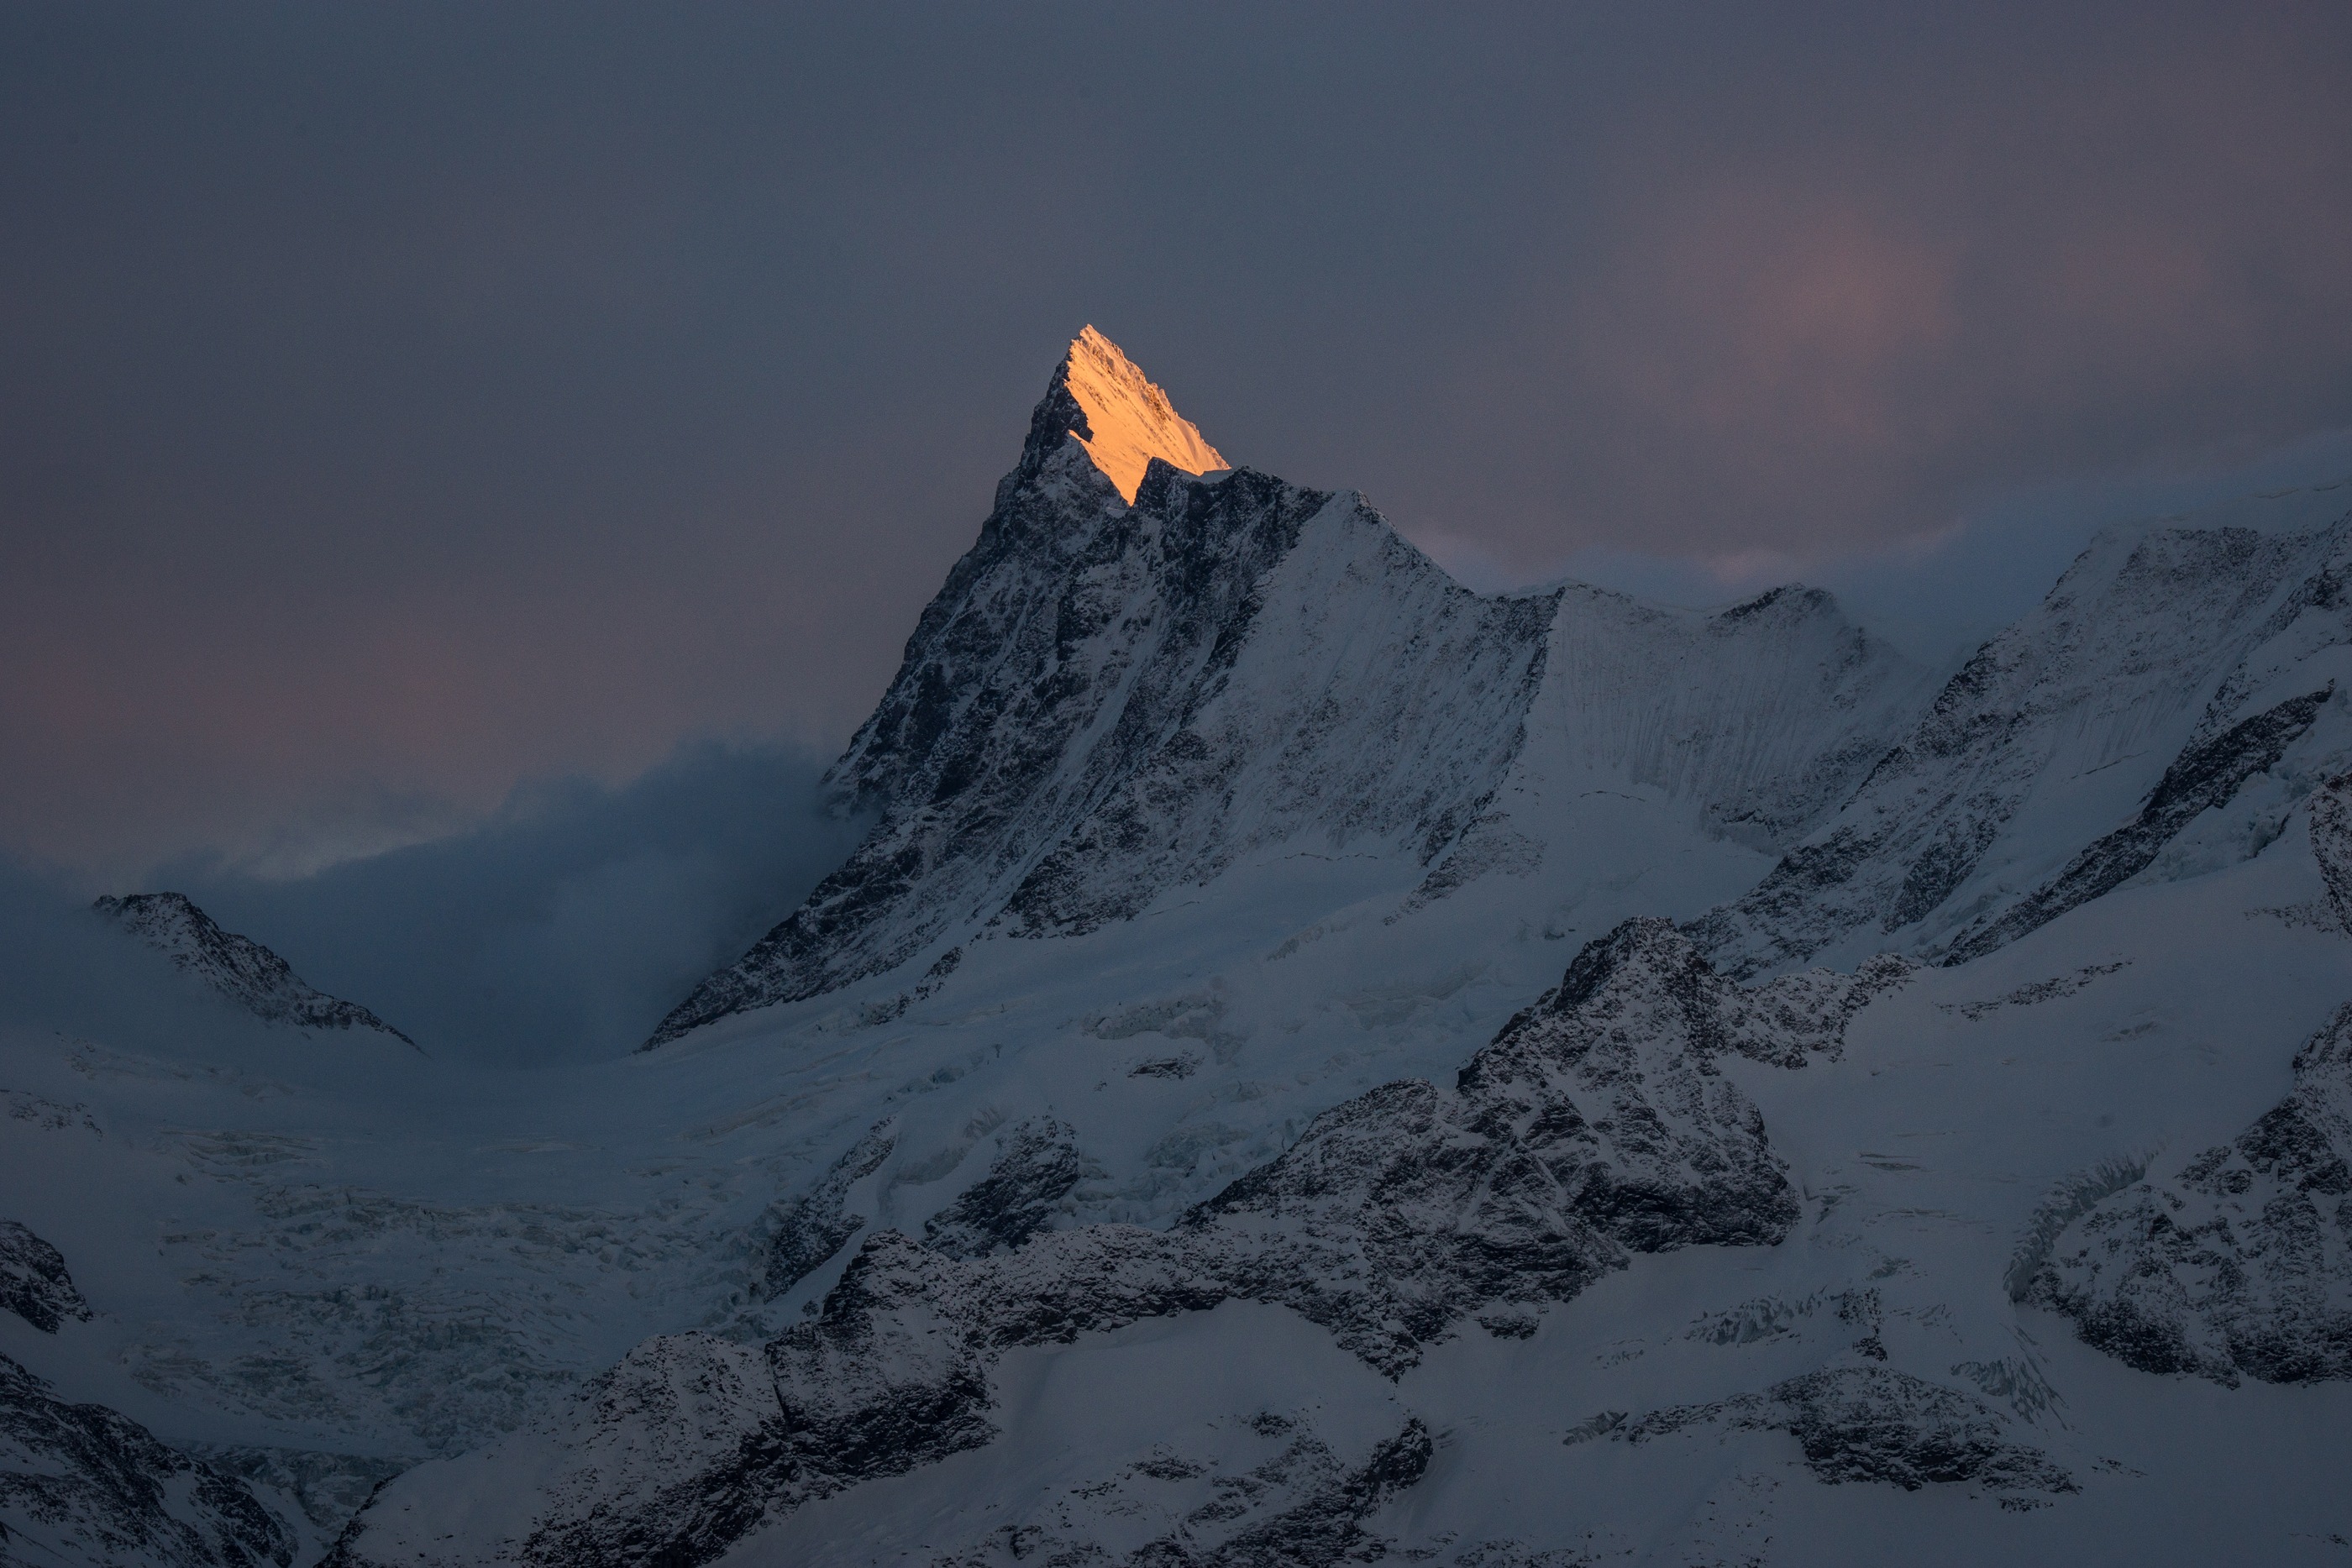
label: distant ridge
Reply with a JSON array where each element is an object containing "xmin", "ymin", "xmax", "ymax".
[{"xmin": 95, "ymin": 890, "xmax": 415, "ymax": 1045}]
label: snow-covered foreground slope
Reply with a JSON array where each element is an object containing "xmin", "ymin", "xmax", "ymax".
[
  {"xmin": 325, "ymin": 775, "xmax": 2352, "ymax": 1568},
  {"xmin": 10, "ymin": 332, "xmax": 2352, "ymax": 1565}
]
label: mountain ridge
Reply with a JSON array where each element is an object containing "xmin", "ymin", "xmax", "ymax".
[{"xmin": 94, "ymin": 891, "xmax": 414, "ymax": 1046}]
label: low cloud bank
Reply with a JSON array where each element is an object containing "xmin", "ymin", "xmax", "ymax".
[{"xmin": 151, "ymin": 741, "xmax": 864, "ymax": 1067}]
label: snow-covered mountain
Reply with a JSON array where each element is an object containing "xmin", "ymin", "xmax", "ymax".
[
  {"xmin": 95, "ymin": 893, "xmax": 413, "ymax": 1046},
  {"xmin": 9, "ymin": 330, "xmax": 2352, "ymax": 1567},
  {"xmin": 1692, "ymin": 499, "xmax": 2352, "ymax": 978},
  {"xmin": 651, "ymin": 331, "xmax": 1926, "ymax": 1045}
]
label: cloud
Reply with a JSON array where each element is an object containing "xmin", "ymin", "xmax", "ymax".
[{"xmin": 154, "ymin": 741, "xmax": 864, "ymax": 1066}]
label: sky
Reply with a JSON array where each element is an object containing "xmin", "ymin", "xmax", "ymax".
[{"xmin": 6, "ymin": 3, "xmax": 2352, "ymax": 881}]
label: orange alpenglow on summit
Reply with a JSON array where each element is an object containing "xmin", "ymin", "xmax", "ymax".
[{"xmin": 1060, "ymin": 325, "xmax": 1228, "ymax": 502}]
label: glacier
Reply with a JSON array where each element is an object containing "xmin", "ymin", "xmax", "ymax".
[{"xmin": 6, "ymin": 328, "xmax": 2352, "ymax": 1565}]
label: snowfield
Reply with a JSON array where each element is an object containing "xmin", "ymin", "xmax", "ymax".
[{"xmin": 7, "ymin": 330, "xmax": 2352, "ymax": 1565}]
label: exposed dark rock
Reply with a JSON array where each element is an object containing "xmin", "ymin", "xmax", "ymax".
[
  {"xmin": 186, "ymin": 1445, "xmax": 415, "ymax": 1535},
  {"xmin": 1622, "ymin": 1365, "xmax": 2075, "ymax": 1498},
  {"xmin": 924, "ymin": 1414, "xmax": 1433, "ymax": 1568},
  {"xmin": 1129, "ymin": 1055, "xmax": 1200, "ymax": 1080},
  {"xmin": 3, "ymin": 1088, "xmax": 100, "ymax": 1135},
  {"xmin": 94, "ymin": 892, "xmax": 413, "ymax": 1045},
  {"xmin": 0, "ymin": 1351, "xmax": 295, "ymax": 1567},
  {"xmin": 0, "ymin": 1220, "xmax": 92, "ymax": 1334},
  {"xmin": 2032, "ymin": 1000, "xmax": 2352, "ymax": 1384},
  {"xmin": 1184, "ymin": 920, "xmax": 1908, "ymax": 1370},
  {"xmin": 1941, "ymin": 962, "xmax": 2129, "ymax": 1022},
  {"xmin": 759, "ymin": 1119, "xmax": 896, "ymax": 1298},
  {"xmin": 923, "ymin": 1117, "xmax": 1095, "ymax": 1258},
  {"xmin": 332, "ymin": 920, "xmax": 1910, "ymax": 1566},
  {"xmin": 1943, "ymin": 686, "xmax": 2332, "ymax": 964},
  {"xmin": 1174, "ymin": 1417, "xmax": 1431, "ymax": 1568},
  {"xmin": 2311, "ymin": 771, "xmax": 2352, "ymax": 927}
]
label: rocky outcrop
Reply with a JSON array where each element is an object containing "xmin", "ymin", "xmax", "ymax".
[
  {"xmin": 2310, "ymin": 771, "xmax": 2352, "ymax": 926},
  {"xmin": 1620, "ymin": 1365, "xmax": 2076, "ymax": 1500},
  {"xmin": 758, "ymin": 1119, "xmax": 895, "ymax": 1298},
  {"xmin": 95, "ymin": 892, "xmax": 413, "ymax": 1045},
  {"xmin": 0, "ymin": 1220, "xmax": 92, "ymax": 1334},
  {"xmin": 332, "ymin": 920, "xmax": 1908, "ymax": 1565},
  {"xmin": 2030, "ymin": 1001, "xmax": 2352, "ymax": 1384},
  {"xmin": 922, "ymin": 1117, "xmax": 1095, "ymax": 1259},
  {"xmin": 1189, "ymin": 920, "xmax": 1908, "ymax": 1369},
  {"xmin": 0, "ymin": 1352, "xmax": 295, "ymax": 1567}
]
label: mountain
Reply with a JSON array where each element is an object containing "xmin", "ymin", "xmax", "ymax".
[
  {"xmin": 649, "ymin": 331, "xmax": 1927, "ymax": 1045},
  {"xmin": 94, "ymin": 892, "xmax": 414, "ymax": 1046},
  {"xmin": 0, "ymin": 1350, "xmax": 295, "ymax": 1568},
  {"xmin": 9, "ymin": 333, "xmax": 2352, "ymax": 1567}
]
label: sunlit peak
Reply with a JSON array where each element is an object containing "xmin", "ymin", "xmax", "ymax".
[{"xmin": 1061, "ymin": 325, "xmax": 1227, "ymax": 502}]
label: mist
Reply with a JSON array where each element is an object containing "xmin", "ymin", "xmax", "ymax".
[{"xmin": 149, "ymin": 740, "xmax": 864, "ymax": 1067}]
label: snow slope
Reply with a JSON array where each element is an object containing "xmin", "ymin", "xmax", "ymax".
[{"xmin": 9, "ymin": 332, "xmax": 2352, "ymax": 1566}]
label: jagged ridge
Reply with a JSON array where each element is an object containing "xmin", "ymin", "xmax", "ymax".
[
  {"xmin": 331, "ymin": 919, "xmax": 1911, "ymax": 1565},
  {"xmin": 95, "ymin": 893, "xmax": 413, "ymax": 1045}
]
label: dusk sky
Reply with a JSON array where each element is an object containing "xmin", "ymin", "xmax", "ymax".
[{"xmin": 7, "ymin": 3, "xmax": 2352, "ymax": 878}]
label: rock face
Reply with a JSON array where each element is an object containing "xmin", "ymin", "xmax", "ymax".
[
  {"xmin": 2031, "ymin": 999, "xmax": 2352, "ymax": 1385},
  {"xmin": 1189, "ymin": 919, "xmax": 1912, "ymax": 1371},
  {"xmin": 1693, "ymin": 515, "xmax": 2352, "ymax": 978},
  {"xmin": 94, "ymin": 892, "xmax": 413, "ymax": 1045},
  {"xmin": 2310, "ymin": 771, "xmax": 2352, "ymax": 926},
  {"xmin": 0, "ymin": 1220, "xmax": 92, "ymax": 1334},
  {"xmin": 1620, "ymin": 1365, "xmax": 2076, "ymax": 1501},
  {"xmin": 328, "ymin": 920, "xmax": 1905, "ymax": 1567},
  {"xmin": 0, "ymin": 1352, "xmax": 295, "ymax": 1568},
  {"xmin": 921, "ymin": 1117, "xmax": 1095, "ymax": 1259}
]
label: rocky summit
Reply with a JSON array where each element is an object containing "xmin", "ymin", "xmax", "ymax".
[{"xmin": 11, "ymin": 331, "xmax": 2352, "ymax": 1565}]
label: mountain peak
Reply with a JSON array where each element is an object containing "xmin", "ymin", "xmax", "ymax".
[{"xmin": 1053, "ymin": 326, "xmax": 1227, "ymax": 502}]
